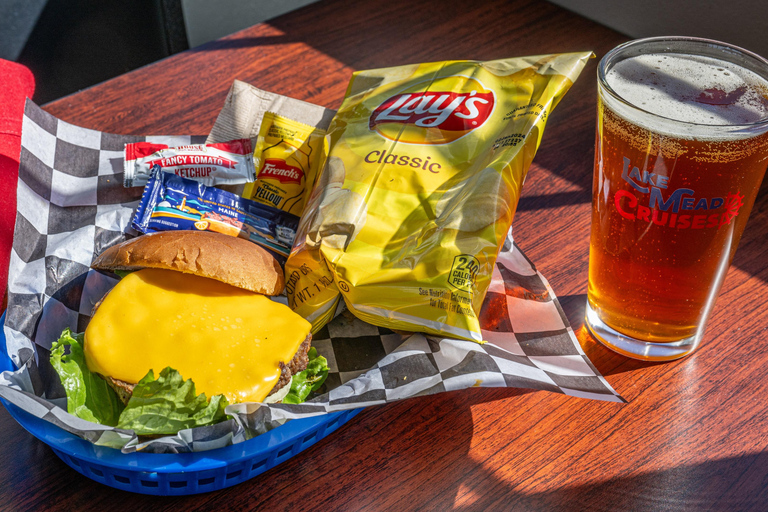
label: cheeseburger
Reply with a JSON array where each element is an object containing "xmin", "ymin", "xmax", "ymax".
[{"xmin": 82, "ymin": 230, "xmax": 314, "ymax": 408}]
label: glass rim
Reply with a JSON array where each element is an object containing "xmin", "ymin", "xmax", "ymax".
[{"xmin": 598, "ymin": 36, "xmax": 768, "ymax": 130}]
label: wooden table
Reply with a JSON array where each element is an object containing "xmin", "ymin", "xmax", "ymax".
[{"xmin": 3, "ymin": 0, "xmax": 768, "ymax": 509}]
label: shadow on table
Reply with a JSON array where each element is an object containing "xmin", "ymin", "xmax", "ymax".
[
  {"xmin": 190, "ymin": 35, "xmax": 298, "ymax": 52},
  {"xmin": 515, "ymin": 191, "xmax": 589, "ymax": 212},
  {"xmin": 453, "ymin": 450, "xmax": 768, "ymax": 511},
  {"xmin": 730, "ymin": 175, "xmax": 768, "ymax": 282},
  {"xmin": 323, "ymin": 389, "xmax": 768, "ymax": 511}
]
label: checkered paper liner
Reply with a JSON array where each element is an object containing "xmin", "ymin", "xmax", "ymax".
[{"xmin": 0, "ymin": 101, "xmax": 622, "ymax": 454}]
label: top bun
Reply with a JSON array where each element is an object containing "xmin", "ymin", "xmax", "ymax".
[{"xmin": 92, "ymin": 231, "xmax": 284, "ymax": 295}]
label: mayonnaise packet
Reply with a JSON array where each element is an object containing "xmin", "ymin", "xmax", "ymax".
[
  {"xmin": 243, "ymin": 112, "xmax": 326, "ymax": 216},
  {"xmin": 286, "ymin": 54, "xmax": 593, "ymax": 341}
]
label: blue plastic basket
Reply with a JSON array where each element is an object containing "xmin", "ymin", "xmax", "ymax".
[{"xmin": 0, "ymin": 314, "xmax": 361, "ymax": 495}]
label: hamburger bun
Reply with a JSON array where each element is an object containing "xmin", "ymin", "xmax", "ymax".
[{"xmin": 92, "ymin": 230, "xmax": 284, "ymax": 296}]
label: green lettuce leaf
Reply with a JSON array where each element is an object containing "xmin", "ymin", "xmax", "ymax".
[
  {"xmin": 50, "ymin": 328, "xmax": 318, "ymax": 435},
  {"xmin": 116, "ymin": 367, "xmax": 229, "ymax": 436},
  {"xmin": 113, "ymin": 269, "xmax": 134, "ymax": 279},
  {"xmin": 50, "ymin": 329, "xmax": 124, "ymax": 426},
  {"xmin": 283, "ymin": 347, "xmax": 329, "ymax": 404}
]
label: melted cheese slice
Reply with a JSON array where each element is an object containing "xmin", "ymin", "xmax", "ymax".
[{"xmin": 84, "ymin": 268, "xmax": 311, "ymax": 403}]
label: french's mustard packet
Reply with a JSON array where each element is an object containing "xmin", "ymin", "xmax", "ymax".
[
  {"xmin": 285, "ymin": 53, "xmax": 593, "ymax": 341},
  {"xmin": 243, "ymin": 112, "xmax": 326, "ymax": 216}
]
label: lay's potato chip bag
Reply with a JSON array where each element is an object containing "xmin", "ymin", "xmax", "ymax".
[{"xmin": 285, "ymin": 53, "xmax": 593, "ymax": 341}]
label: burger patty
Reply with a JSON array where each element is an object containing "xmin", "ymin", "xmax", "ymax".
[
  {"xmin": 268, "ymin": 333, "xmax": 312, "ymax": 397},
  {"xmin": 105, "ymin": 333, "xmax": 313, "ymax": 404}
]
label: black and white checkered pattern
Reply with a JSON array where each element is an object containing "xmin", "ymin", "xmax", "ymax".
[
  {"xmin": 0, "ymin": 100, "xmax": 622, "ymax": 454},
  {"xmin": 4, "ymin": 101, "xmax": 206, "ymax": 366}
]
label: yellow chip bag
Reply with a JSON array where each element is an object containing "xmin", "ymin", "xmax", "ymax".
[
  {"xmin": 243, "ymin": 112, "xmax": 326, "ymax": 216},
  {"xmin": 286, "ymin": 53, "xmax": 592, "ymax": 341}
]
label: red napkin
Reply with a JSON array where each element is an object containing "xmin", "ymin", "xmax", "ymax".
[{"xmin": 0, "ymin": 60, "xmax": 35, "ymax": 311}]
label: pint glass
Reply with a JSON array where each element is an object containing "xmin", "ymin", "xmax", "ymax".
[{"xmin": 586, "ymin": 37, "xmax": 768, "ymax": 360}]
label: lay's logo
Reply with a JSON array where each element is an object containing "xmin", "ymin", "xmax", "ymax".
[{"xmin": 369, "ymin": 76, "xmax": 495, "ymax": 144}]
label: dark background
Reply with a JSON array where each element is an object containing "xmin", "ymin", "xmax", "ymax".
[{"xmin": 15, "ymin": 0, "xmax": 188, "ymax": 104}]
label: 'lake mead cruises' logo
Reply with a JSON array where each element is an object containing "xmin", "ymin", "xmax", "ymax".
[{"xmin": 615, "ymin": 156, "xmax": 744, "ymax": 229}]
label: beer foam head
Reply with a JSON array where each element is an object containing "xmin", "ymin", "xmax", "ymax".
[{"xmin": 604, "ymin": 53, "xmax": 768, "ymax": 135}]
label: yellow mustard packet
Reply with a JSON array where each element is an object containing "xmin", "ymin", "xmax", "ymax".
[
  {"xmin": 243, "ymin": 112, "xmax": 326, "ymax": 216},
  {"xmin": 285, "ymin": 53, "xmax": 593, "ymax": 341}
]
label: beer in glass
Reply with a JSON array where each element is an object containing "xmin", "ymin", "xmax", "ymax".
[{"xmin": 587, "ymin": 37, "xmax": 768, "ymax": 360}]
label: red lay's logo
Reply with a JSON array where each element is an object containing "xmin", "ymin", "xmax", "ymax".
[
  {"xmin": 369, "ymin": 76, "xmax": 495, "ymax": 144},
  {"xmin": 259, "ymin": 159, "xmax": 304, "ymax": 184}
]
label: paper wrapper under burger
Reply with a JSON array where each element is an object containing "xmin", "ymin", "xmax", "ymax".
[{"xmin": 0, "ymin": 97, "xmax": 621, "ymax": 455}]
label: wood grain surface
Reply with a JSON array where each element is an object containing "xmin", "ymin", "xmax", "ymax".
[{"xmin": 3, "ymin": 0, "xmax": 768, "ymax": 510}]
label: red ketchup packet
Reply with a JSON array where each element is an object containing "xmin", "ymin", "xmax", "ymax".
[{"xmin": 124, "ymin": 138, "xmax": 256, "ymax": 188}]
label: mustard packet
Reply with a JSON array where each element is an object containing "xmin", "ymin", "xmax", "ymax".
[
  {"xmin": 243, "ymin": 112, "xmax": 326, "ymax": 216},
  {"xmin": 286, "ymin": 53, "xmax": 593, "ymax": 341}
]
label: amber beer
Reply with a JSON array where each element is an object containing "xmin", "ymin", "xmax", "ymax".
[{"xmin": 587, "ymin": 37, "xmax": 768, "ymax": 360}]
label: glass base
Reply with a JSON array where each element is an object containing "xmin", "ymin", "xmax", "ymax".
[{"xmin": 585, "ymin": 302, "xmax": 700, "ymax": 361}]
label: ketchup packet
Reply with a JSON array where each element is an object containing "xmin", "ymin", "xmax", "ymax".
[
  {"xmin": 132, "ymin": 167, "xmax": 299, "ymax": 263},
  {"xmin": 124, "ymin": 139, "xmax": 256, "ymax": 188}
]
